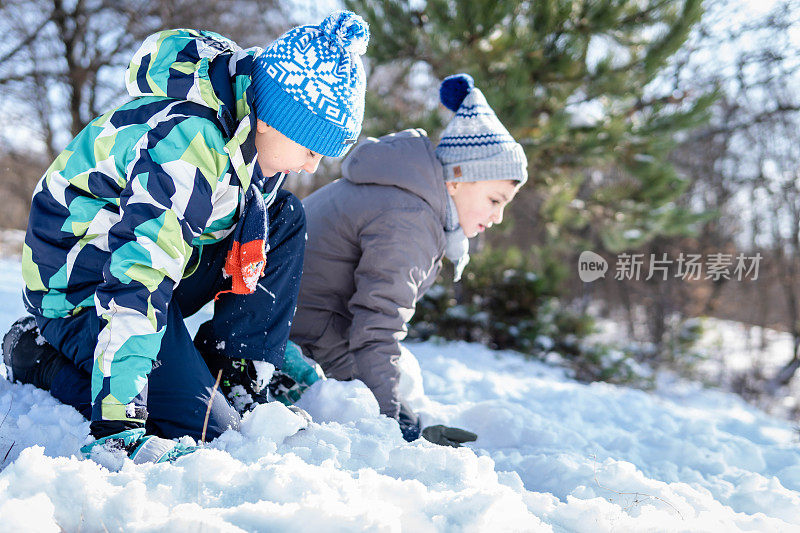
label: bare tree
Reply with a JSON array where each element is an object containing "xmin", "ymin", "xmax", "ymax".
[
  {"xmin": 579, "ymin": 0, "xmax": 800, "ymax": 380},
  {"xmin": 0, "ymin": 0, "xmax": 289, "ymax": 228},
  {"xmin": 749, "ymin": 119, "xmax": 800, "ymax": 389},
  {"xmin": 668, "ymin": 0, "xmax": 800, "ymax": 386},
  {"xmin": 0, "ymin": 0, "xmax": 288, "ymax": 159}
]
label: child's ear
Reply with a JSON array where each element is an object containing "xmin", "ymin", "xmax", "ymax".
[
  {"xmin": 256, "ymin": 119, "xmax": 269, "ymax": 134},
  {"xmin": 446, "ymin": 181, "xmax": 459, "ymax": 195}
]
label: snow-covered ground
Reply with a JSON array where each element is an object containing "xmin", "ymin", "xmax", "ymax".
[
  {"xmin": 596, "ymin": 314, "xmax": 800, "ymax": 419},
  {"xmin": 1, "ymin": 257, "xmax": 799, "ymax": 532}
]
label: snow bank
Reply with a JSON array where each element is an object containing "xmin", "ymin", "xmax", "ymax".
[{"xmin": 1, "ymin": 258, "xmax": 799, "ymax": 531}]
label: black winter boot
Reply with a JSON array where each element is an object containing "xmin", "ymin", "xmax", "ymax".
[{"xmin": 2, "ymin": 315, "xmax": 68, "ymax": 390}]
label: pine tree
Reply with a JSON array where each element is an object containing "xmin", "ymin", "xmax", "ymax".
[{"xmin": 345, "ymin": 0, "xmax": 714, "ymax": 265}]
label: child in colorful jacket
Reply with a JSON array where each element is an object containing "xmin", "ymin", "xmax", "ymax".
[
  {"xmin": 2, "ymin": 11, "xmax": 369, "ymax": 463},
  {"xmin": 289, "ymin": 74, "xmax": 528, "ymax": 446}
]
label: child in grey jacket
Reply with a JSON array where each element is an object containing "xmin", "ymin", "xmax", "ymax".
[{"xmin": 290, "ymin": 74, "xmax": 528, "ymax": 445}]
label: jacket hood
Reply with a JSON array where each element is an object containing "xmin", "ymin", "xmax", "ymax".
[
  {"xmin": 341, "ymin": 129, "xmax": 448, "ymax": 223},
  {"xmin": 125, "ymin": 30, "xmax": 266, "ymax": 192}
]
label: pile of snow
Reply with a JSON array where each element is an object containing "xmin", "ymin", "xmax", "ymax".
[{"xmin": 1, "ymin": 258, "xmax": 799, "ymax": 531}]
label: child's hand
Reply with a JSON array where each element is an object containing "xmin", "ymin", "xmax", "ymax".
[{"xmin": 421, "ymin": 425, "xmax": 478, "ymax": 447}]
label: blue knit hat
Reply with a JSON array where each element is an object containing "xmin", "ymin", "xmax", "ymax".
[
  {"xmin": 435, "ymin": 74, "xmax": 528, "ymax": 185},
  {"xmin": 251, "ymin": 11, "xmax": 369, "ymax": 158}
]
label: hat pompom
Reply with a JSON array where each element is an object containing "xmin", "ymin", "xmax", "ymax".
[
  {"xmin": 320, "ymin": 10, "xmax": 370, "ymax": 56},
  {"xmin": 440, "ymin": 73, "xmax": 474, "ymax": 112}
]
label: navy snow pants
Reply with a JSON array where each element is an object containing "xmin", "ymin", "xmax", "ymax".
[{"xmin": 35, "ymin": 190, "xmax": 306, "ymax": 441}]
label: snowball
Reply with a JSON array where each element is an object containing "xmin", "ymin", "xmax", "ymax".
[
  {"xmin": 240, "ymin": 401, "xmax": 308, "ymax": 443},
  {"xmin": 296, "ymin": 378, "xmax": 379, "ymax": 424}
]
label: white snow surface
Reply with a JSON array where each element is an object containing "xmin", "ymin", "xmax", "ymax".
[{"xmin": 0, "ymin": 258, "xmax": 799, "ymax": 531}]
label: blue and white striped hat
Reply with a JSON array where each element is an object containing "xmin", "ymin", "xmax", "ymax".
[
  {"xmin": 251, "ymin": 11, "xmax": 369, "ymax": 158},
  {"xmin": 434, "ymin": 74, "xmax": 528, "ymax": 185}
]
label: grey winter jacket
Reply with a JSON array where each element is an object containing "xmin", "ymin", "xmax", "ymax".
[{"xmin": 290, "ymin": 129, "xmax": 447, "ymax": 420}]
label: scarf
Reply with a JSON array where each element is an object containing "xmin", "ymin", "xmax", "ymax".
[
  {"xmin": 444, "ymin": 194, "xmax": 470, "ymax": 282},
  {"xmin": 217, "ymin": 164, "xmax": 285, "ymax": 297}
]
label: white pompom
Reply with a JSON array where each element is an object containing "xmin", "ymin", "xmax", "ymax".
[{"xmin": 320, "ymin": 10, "xmax": 370, "ymax": 56}]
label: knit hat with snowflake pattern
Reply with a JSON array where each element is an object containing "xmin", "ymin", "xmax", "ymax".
[
  {"xmin": 251, "ymin": 11, "xmax": 369, "ymax": 158},
  {"xmin": 435, "ymin": 73, "xmax": 528, "ymax": 184}
]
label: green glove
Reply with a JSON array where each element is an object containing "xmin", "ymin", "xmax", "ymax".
[
  {"xmin": 269, "ymin": 341, "xmax": 325, "ymax": 405},
  {"xmin": 421, "ymin": 425, "xmax": 478, "ymax": 448}
]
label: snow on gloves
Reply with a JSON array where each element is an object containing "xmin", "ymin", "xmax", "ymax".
[{"xmin": 199, "ymin": 339, "xmax": 322, "ymax": 414}]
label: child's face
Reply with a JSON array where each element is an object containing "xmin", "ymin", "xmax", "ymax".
[
  {"xmin": 446, "ymin": 179, "xmax": 520, "ymax": 238},
  {"xmin": 254, "ymin": 120, "xmax": 323, "ymax": 176}
]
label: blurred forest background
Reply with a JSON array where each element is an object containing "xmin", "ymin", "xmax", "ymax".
[{"xmin": 2, "ymin": 0, "xmax": 800, "ymax": 411}]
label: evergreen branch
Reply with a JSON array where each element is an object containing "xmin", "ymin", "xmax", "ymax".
[
  {"xmin": 624, "ymin": 92, "xmax": 692, "ymax": 119},
  {"xmin": 615, "ymin": 0, "xmax": 674, "ymax": 29}
]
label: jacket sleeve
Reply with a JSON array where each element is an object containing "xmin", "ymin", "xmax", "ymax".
[
  {"xmin": 347, "ymin": 207, "xmax": 442, "ymax": 420},
  {"xmin": 91, "ymin": 114, "xmax": 230, "ymax": 423}
]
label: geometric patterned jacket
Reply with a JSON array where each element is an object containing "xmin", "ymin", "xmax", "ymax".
[{"xmin": 21, "ymin": 30, "xmax": 283, "ymax": 423}]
